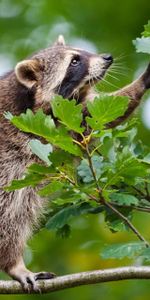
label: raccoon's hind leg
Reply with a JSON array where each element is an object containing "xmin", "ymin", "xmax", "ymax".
[{"xmin": 7, "ymin": 257, "xmax": 56, "ymax": 292}]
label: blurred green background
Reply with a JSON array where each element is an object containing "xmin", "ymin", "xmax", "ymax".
[{"xmin": 0, "ymin": 0, "xmax": 150, "ymax": 299}]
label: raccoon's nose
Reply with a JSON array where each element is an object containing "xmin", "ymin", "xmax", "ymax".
[{"xmin": 102, "ymin": 54, "xmax": 113, "ymax": 64}]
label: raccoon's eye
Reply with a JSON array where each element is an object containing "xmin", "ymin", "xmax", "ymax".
[{"xmin": 70, "ymin": 56, "xmax": 80, "ymax": 66}]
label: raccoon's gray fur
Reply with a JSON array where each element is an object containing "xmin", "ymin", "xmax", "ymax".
[{"xmin": 0, "ymin": 35, "xmax": 150, "ymax": 291}]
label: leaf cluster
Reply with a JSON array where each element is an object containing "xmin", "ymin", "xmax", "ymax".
[{"xmin": 133, "ymin": 20, "xmax": 150, "ymax": 54}]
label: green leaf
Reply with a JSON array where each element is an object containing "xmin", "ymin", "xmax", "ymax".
[
  {"xmin": 52, "ymin": 194, "xmax": 81, "ymax": 206},
  {"xmin": 6, "ymin": 109, "xmax": 82, "ymax": 156},
  {"xmin": 29, "ymin": 139, "xmax": 52, "ymax": 165},
  {"xmin": 110, "ymin": 193, "xmax": 139, "ymax": 205},
  {"xmin": 133, "ymin": 37, "xmax": 150, "ymax": 54},
  {"xmin": 50, "ymin": 151, "xmax": 77, "ymax": 186},
  {"xmin": 49, "ymin": 150, "xmax": 73, "ymax": 167},
  {"xmin": 52, "ymin": 126, "xmax": 82, "ymax": 156},
  {"xmin": 27, "ymin": 163, "xmax": 54, "ymax": 174},
  {"xmin": 46, "ymin": 203, "xmax": 102, "ymax": 230},
  {"xmin": 115, "ymin": 127, "xmax": 137, "ymax": 143},
  {"xmin": 142, "ymin": 20, "xmax": 150, "ymax": 37},
  {"xmin": 38, "ymin": 181, "xmax": 64, "ymax": 197},
  {"xmin": 105, "ymin": 207, "xmax": 132, "ymax": 232},
  {"xmin": 4, "ymin": 111, "xmax": 13, "ymax": 120},
  {"xmin": 116, "ymin": 155, "xmax": 148, "ymax": 185},
  {"xmin": 105, "ymin": 150, "xmax": 149, "ymax": 187},
  {"xmin": 99, "ymin": 132, "xmax": 116, "ymax": 161},
  {"xmin": 139, "ymin": 247, "xmax": 150, "ymax": 261},
  {"xmin": 143, "ymin": 153, "xmax": 150, "ymax": 164},
  {"xmin": 101, "ymin": 242, "xmax": 145, "ymax": 259},
  {"xmin": 51, "ymin": 96, "xmax": 84, "ymax": 133},
  {"xmin": 56, "ymin": 224, "xmax": 71, "ymax": 238},
  {"xmin": 77, "ymin": 155, "xmax": 104, "ymax": 183},
  {"xmin": 86, "ymin": 95, "xmax": 129, "ymax": 130},
  {"xmin": 4, "ymin": 173, "xmax": 45, "ymax": 191},
  {"xmin": 5, "ymin": 108, "xmax": 55, "ymax": 133}
]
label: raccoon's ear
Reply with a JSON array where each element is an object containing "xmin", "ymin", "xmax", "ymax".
[
  {"xmin": 54, "ymin": 34, "xmax": 66, "ymax": 46},
  {"xmin": 15, "ymin": 59, "xmax": 41, "ymax": 89}
]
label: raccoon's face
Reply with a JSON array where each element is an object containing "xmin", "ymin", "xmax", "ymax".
[{"xmin": 15, "ymin": 35, "xmax": 113, "ymax": 105}]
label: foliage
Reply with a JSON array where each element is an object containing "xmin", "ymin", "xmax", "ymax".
[
  {"xmin": 133, "ymin": 20, "xmax": 150, "ymax": 54},
  {"xmin": 101, "ymin": 242, "xmax": 146, "ymax": 259},
  {"xmin": 86, "ymin": 95, "xmax": 129, "ymax": 130}
]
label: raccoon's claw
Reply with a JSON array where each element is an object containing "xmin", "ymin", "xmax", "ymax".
[
  {"xmin": 25, "ymin": 273, "xmax": 41, "ymax": 293},
  {"xmin": 34, "ymin": 271, "xmax": 56, "ymax": 280}
]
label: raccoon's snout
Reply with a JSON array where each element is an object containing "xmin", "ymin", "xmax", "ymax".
[
  {"xmin": 88, "ymin": 54, "xmax": 113, "ymax": 82},
  {"xmin": 101, "ymin": 53, "xmax": 113, "ymax": 67}
]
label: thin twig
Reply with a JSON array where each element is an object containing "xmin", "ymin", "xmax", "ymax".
[
  {"xmin": 111, "ymin": 201, "xmax": 150, "ymax": 213},
  {"xmin": 132, "ymin": 186, "xmax": 146, "ymax": 197},
  {"xmin": 89, "ymin": 194, "xmax": 99, "ymax": 202},
  {"xmin": 90, "ymin": 143, "xmax": 102, "ymax": 157},
  {"xmin": 89, "ymin": 196, "xmax": 150, "ymax": 213},
  {"xmin": 85, "ymin": 144, "xmax": 102, "ymax": 193},
  {"xmin": 59, "ymin": 171, "xmax": 76, "ymax": 186},
  {"xmin": 132, "ymin": 186, "xmax": 150, "ymax": 203},
  {"xmin": 104, "ymin": 200, "xmax": 149, "ymax": 247}
]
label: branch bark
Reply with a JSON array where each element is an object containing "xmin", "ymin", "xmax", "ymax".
[{"xmin": 1, "ymin": 266, "xmax": 150, "ymax": 294}]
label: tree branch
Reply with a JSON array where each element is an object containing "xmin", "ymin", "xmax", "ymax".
[
  {"xmin": 104, "ymin": 200, "xmax": 149, "ymax": 247},
  {"xmin": 1, "ymin": 266, "xmax": 150, "ymax": 294}
]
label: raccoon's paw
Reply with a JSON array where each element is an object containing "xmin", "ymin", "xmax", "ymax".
[
  {"xmin": 9, "ymin": 267, "xmax": 56, "ymax": 293},
  {"xmin": 17, "ymin": 270, "xmax": 41, "ymax": 293},
  {"xmin": 142, "ymin": 63, "xmax": 150, "ymax": 89}
]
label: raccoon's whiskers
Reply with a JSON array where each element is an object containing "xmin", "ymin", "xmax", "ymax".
[
  {"xmin": 112, "ymin": 63, "xmax": 132, "ymax": 72},
  {"xmin": 114, "ymin": 53, "xmax": 127, "ymax": 62},
  {"xmin": 106, "ymin": 72, "xmax": 120, "ymax": 81},
  {"xmin": 109, "ymin": 63, "xmax": 130, "ymax": 76},
  {"xmin": 89, "ymin": 72, "xmax": 99, "ymax": 93},
  {"xmin": 100, "ymin": 76, "xmax": 120, "ymax": 89},
  {"xmin": 88, "ymin": 73, "xmax": 93, "ymax": 90},
  {"xmin": 108, "ymin": 68, "xmax": 128, "ymax": 77},
  {"xmin": 72, "ymin": 87, "xmax": 80, "ymax": 101}
]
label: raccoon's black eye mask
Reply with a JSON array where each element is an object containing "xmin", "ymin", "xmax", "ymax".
[{"xmin": 56, "ymin": 54, "xmax": 89, "ymax": 99}]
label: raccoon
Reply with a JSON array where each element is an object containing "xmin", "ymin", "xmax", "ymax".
[{"xmin": 0, "ymin": 34, "xmax": 150, "ymax": 291}]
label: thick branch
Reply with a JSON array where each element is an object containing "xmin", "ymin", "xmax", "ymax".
[{"xmin": 1, "ymin": 267, "xmax": 150, "ymax": 294}]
